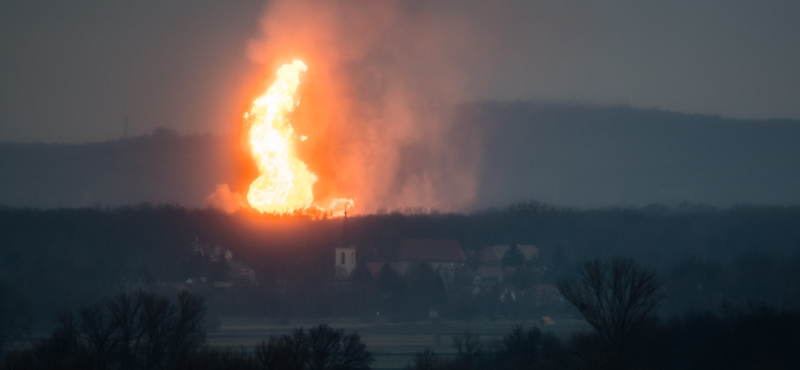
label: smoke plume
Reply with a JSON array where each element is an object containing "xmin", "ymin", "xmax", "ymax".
[
  {"xmin": 206, "ymin": 184, "xmax": 248, "ymax": 214},
  {"xmin": 239, "ymin": 0, "xmax": 484, "ymax": 213}
]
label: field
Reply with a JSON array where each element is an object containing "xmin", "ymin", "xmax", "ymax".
[{"xmin": 207, "ymin": 316, "xmax": 589, "ymax": 370}]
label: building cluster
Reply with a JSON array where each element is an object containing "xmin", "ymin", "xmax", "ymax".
[
  {"xmin": 175, "ymin": 234, "xmax": 561, "ymax": 314},
  {"xmin": 335, "ymin": 238, "xmax": 561, "ymax": 306},
  {"xmin": 182, "ymin": 239, "xmax": 257, "ymax": 288}
]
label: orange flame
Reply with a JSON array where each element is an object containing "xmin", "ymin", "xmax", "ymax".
[{"xmin": 246, "ymin": 60, "xmax": 354, "ymax": 216}]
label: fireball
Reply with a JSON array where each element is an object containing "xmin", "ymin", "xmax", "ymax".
[{"xmin": 246, "ymin": 60, "xmax": 353, "ymax": 216}]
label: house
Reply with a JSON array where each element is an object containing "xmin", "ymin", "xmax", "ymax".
[
  {"xmin": 480, "ymin": 244, "xmax": 539, "ymax": 265},
  {"xmin": 397, "ymin": 239, "xmax": 465, "ymax": 282},
  {"xmin": 189, "ymin": 238, "xmax": 255, "ymax": 285}
]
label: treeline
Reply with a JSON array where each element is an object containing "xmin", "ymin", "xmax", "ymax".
[
  {"xmin": 9, "ymin": 313, "xmax": 797, "ymax": 369},
  {"xmin": 0, "ymin": 129, "xmax": 240, "ymax": 209},
  {"xmin": 406, "ymin": 308, "xmax": 800, "ymax": 370},
  {"xmin": 1, "ymin": 290, "xmax": 374, "ymax": 370},
  {"xmin": 402, "ymin": 257, "xmax": 800, "ymax": 370},
  {"xmin": 1, "ymin": 202, "xmax": 800, "ymax": 322},
  {"xmin": 407, "ymin": 257, "xmax": 800, "ymax": 370},
  {"xmin": 4, "ymin": 258, "xmax": 799, "ymax": 370}
]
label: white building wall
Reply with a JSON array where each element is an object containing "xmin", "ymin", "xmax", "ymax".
[{"xmin": 335, "ymin": 247, "xmax": 356, "ymax": 279}]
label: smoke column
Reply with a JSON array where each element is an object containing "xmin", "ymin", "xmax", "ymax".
[{"xmin": 235, "ymin": 0, "xmax": 483, "ymax": 213}]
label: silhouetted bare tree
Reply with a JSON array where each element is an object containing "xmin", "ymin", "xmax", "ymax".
[
  {"xmin": 451, "ymin": 331, "xmax": 485, "ymax": 370},
  {"xmin": 495, "ymin": 324, "xmax": 563, "ymax": 370},
  {"xmin": 104, "ymin": 291, "xmax": 143, "ymax": 367},
  {"xmin": 409, "ymin": 349, "xmax": 439, "ymax": 370},
  {"xmin": 79, "ymin": 303, "xmax": 116, "ymax": 365},
  {"xmin": 305, "ymin": 324, "xmax": 373, "ymax": 370},
  {"xmin": 558, "ymin": 257, "xmax": 663, "ymax": 369},
  {"xmin": 252, "ymin": 325, "xmax": 371, "ymax": 370},
  {"xmin": 255, "ymin": 335, "xmax": 303, "ymax": 370},
  {"xmin": 31, "ymin": 290, "xmax": 206, "ymax": 370},
  {"xmin": 169, "ymin": 291, "xmax": 206, "ymax": 359}
]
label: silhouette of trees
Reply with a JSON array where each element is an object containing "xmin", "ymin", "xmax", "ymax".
[
  {"xmin": 11, "ymin": 289, "xmax": 800, "ymax": 370},
  {"xmin": 661, "ymin": 305, "xmax": 800, "ymax": 370},
  {"xmin": 409, "ymin": 349, "xmax": 439, "ymax": 370},
  {"xmin": 376, "ymin": 263, "xmax": 402, "ymax": 296},
  {"xmin": 0, "ymin": 282, "xmax": 28, "ymax": 362},
  {"xmin": 662, "ymin": 311, "xmax": 727, "ymax": 370},
  {"xmin": 33, "ymin": 290, "xmax": 206, "ymax": 370},
  {"xmin": 392, "ymin": 263, "xmax": 445, "ymax": 321},
  {"xmin": 501, "ymin": 245, "xmax": 525, "ymax": 268},
  {"xmin": 351, "ymin": 261, "xmax": 373, "ymax": 283},
  {"xmin": 409, "ymin": 263, "xmax": 445, "ymax": 305},
  {"xmin": 558, "ymin": 257, "xmax": 663, "ymax": 369},
  {"xmin": 307, "ymin": 324, "xmax": 372, "ymax": 370},
  {"xmin": 252, "ymin": 325, "xmax": 373, "ymax": 370},
  {"xmin": 3, "ymin": 203, "xmax": 800, "ymax": 322},
  {"xmin": 494, "ymin": 324, "xmax": 563, "ymax": 370},
  {"xmin": 255, "ymin": 334, "xmax": 305, "ymax": 370},
  {"xmin": 451, "ymin": 331, "xmax": 486, "ymax": 370},
  {"xmin": 422, "ymin": 326, "xmax": 565, "ymax": 370}
]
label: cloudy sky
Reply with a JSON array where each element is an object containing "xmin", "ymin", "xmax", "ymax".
[{"xmin": 1, "ymin": 0, "xmax": 799, "ymax": 143}]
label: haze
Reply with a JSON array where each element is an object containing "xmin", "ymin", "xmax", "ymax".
[
  {"xmin": 3, "ymin": 3, "xmax": 800, "ymax": 367},
  {"xmin": 2, "ymin": 1, "xmax": 798, "ymax": 143},
  {"xmin": 1, "ymin": 0, "xmax": 799, "ymax": 211}
]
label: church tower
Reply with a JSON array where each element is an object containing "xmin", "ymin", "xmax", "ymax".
[{"xmin": 334, "ymin": 209, "xmax": 356, "ymax": 279}]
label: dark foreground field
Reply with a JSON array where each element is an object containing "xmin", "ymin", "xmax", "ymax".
[{"xmin": 208, "ymin": 317, "xmax": 588, "ymax": 370}]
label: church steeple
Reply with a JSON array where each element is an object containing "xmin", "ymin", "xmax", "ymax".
[
  {"xmin": 339, "ymin": 208, "xmax": 350, "ymax": 248},
  {"xmin": 335, "ymin": 209, "xmax": 356, "ymax": 280}
]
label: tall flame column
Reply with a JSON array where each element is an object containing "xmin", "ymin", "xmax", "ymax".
[{"xmin": 246, "ymin": 60, "xmax": 317, "ymax": 214}]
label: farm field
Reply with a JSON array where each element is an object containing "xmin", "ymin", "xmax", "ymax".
[{"xmin": 207, "ymin": 316, "xmax": 589, "ymax": 370}]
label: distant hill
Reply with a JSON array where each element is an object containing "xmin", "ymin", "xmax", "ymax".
[
  {"xmin": 465, "ymin": 102, "xmax": 800, "ymax": 208},
  {"xmin": 0, "ymin": 129, "xmax": 240, "ymax": 208},
  {"xmin": 1, "ymin": 102, "xmax": 799, "ymax": 209}
]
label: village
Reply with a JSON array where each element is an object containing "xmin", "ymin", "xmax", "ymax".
[{"xmin": 179, "ymin": 231, "xmax": 565, "ymax": 324}]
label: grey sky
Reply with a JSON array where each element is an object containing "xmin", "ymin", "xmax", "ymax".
[{"xmin": 1, "ymin": 0, "xmax": 799, "ymax": 143}]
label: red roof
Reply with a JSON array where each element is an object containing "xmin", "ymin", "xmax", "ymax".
[{"xmin": 398, "ymin": 239, "xmax": 465, "ymax": 262}]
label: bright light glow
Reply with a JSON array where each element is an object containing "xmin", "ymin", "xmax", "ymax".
[{"xmin": 246, "ymin": 60, "xmax": 353, "ymax": 216}]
